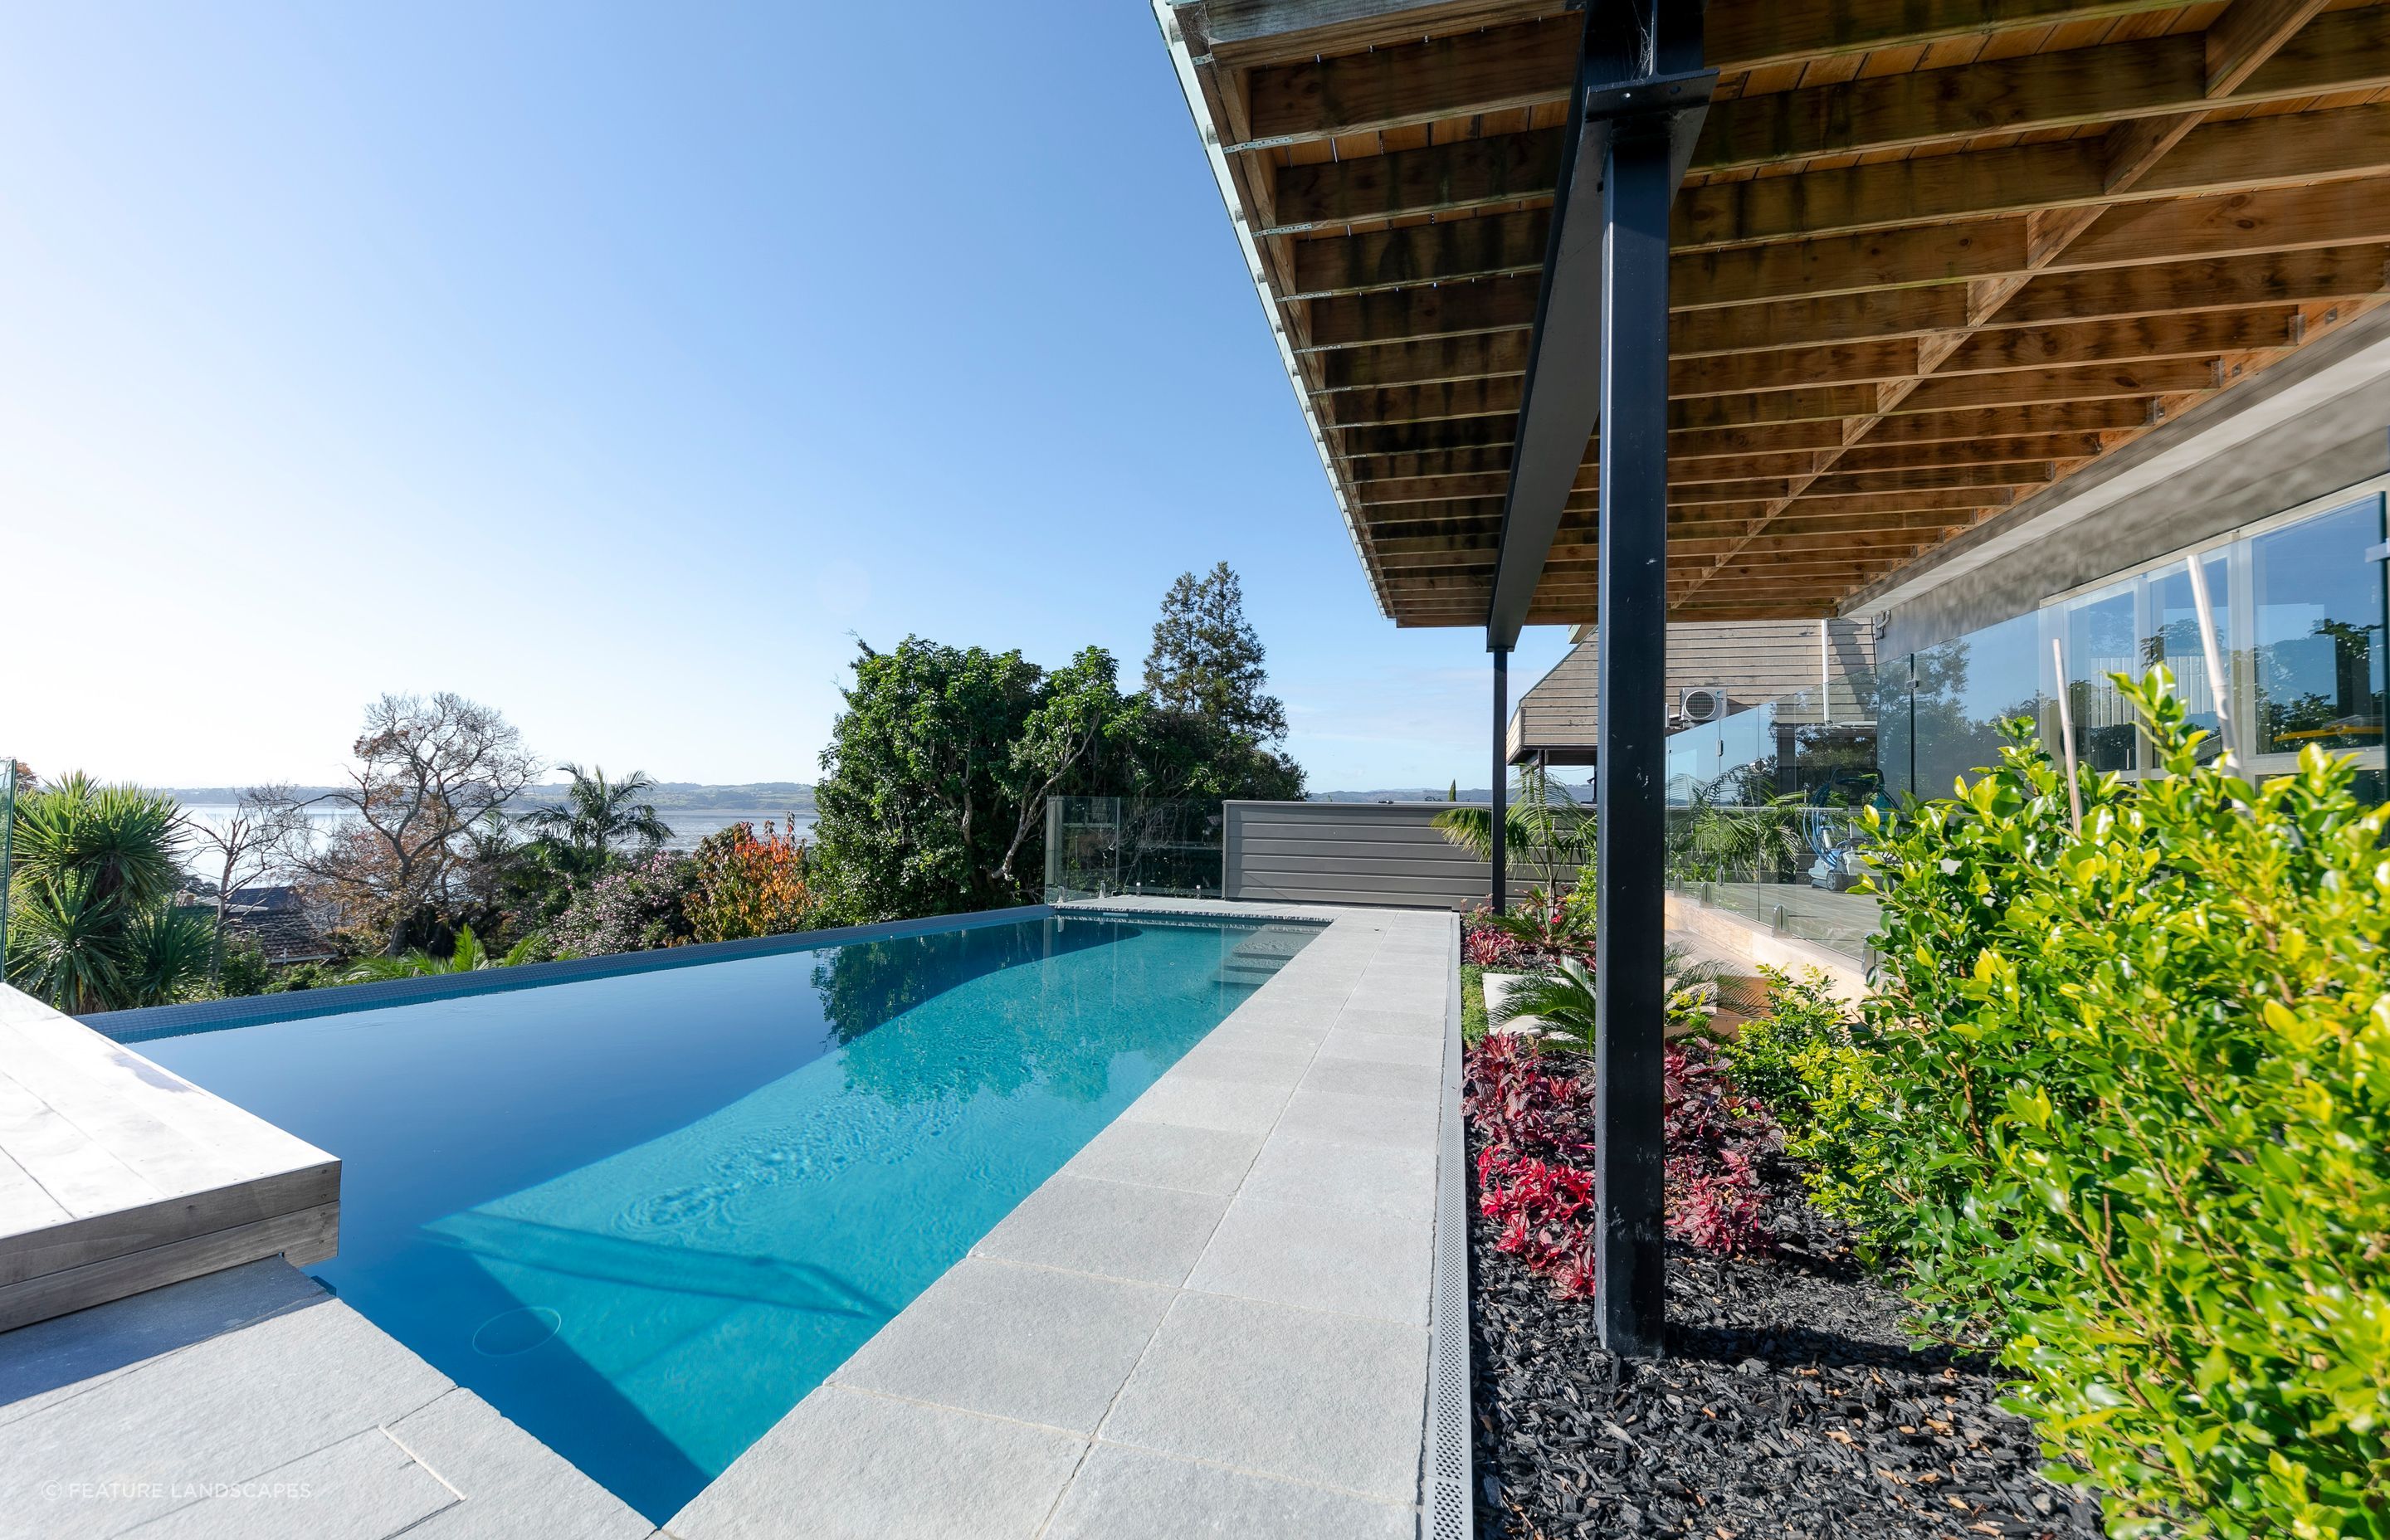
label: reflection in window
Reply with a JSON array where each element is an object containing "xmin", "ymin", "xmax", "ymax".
[
  {"xmin": 2061, "ymin": 585, "xmax": 2139, "ymax": 773},
  {"xmin": 2251, "ymin": 500, "xmax": 2385, "ymax": 761},
  {"xmin": 1905, "ymin": 610, "xmax": 2042, "ymax": 797},
  {"xmin": 2139, "ymin": 553, "xmax": 2230, "ymax": 763}
]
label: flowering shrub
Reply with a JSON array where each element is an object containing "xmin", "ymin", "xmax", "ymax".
[
  {"xmin": 686, "ymin": 820, "xmax": 815, "ymax": 943},
  {"xmin": 1466, "ymin": 1032, "xmax": 1776, "ymax": 1296},
  {"xmin": 549, "ymin": 850, "xmax": 693, "ymax": 957}
]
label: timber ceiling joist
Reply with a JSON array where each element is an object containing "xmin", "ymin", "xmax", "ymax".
[{"xmin": 1159, "ymin": 0, "xmax": 2390, "ymax": 625}]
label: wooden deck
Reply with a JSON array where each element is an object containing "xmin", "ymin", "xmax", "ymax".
[{"xmin": 0, "ymin": 984, "xmax": 336, "ymax": 1333}]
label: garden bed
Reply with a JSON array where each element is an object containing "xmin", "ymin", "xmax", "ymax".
[{"xmin": 1468, "ymin": 1123, "xmax": 2105, "ymax": 1539}]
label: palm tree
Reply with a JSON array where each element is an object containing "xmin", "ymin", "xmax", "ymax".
[
  {"xmin": 339, "ymin": 923, "xmax": 539, "ymax": 982},
  {"xmin": 1490, "ymin": 946, "xmax": 1724, "ymax": 1053},
  {"xmin": 1433, "ymin": 763, "xmax": 1593, "ymax": 896},
  {"xmin": 1666, "ymin": 769, "xmax": 1810, "ymax": 885},
  {"xmin": 520, "ymin": 765, "xmax": 673, "ymax": 874},
  {"xmin": 4, "ymin": 776, "xmax": 209, "ymax": 1012},
  {"xmin": 9, "ymin": 773, "xmax": 184, "ymax": 914}
]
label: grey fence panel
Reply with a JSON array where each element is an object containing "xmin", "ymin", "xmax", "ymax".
[{"xmin": 1223, "ymin": 802, "xmax": 1581, "ymax": 911}]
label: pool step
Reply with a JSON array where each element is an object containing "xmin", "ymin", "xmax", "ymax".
[{"xmin": 1220, "ymin": 925, "xmax": 1318, "ymax": 986}]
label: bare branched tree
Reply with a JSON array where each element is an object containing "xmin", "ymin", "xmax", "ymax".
[
  {"xmin": 262, "ymin": 693, "xmax": 540, "ymax": 953},
  {"xmin": 185, "ymin": 792, "xmax": 305, "ymax": 980}
]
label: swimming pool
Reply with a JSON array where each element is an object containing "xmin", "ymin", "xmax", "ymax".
[{"xmin": 115, "ymin": 909, "xmax": 1316, "ymax": 1522}]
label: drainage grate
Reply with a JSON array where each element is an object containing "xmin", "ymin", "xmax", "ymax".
[{"xmin": 1425, "ymin": 914, "xmax": 1475, "ymax": 1540}]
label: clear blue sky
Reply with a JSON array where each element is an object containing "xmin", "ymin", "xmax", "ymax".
[{"xmin": 0, "ymin": 2, "xmax": 1571, "ymax": 792}]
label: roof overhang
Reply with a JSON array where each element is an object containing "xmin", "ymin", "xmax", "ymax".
[{"xmin": 1158, "ymin": 0, "xmax": 2390, "ymax": 630}]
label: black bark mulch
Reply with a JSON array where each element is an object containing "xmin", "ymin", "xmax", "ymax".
[{"xmin": 1469, "ymin": 1133, "xmax": 2105, "ymax": 1540}]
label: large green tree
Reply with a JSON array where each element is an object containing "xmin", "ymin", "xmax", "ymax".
[
  {"xmin": 1144, "ymin": 563, "xmax": 1289, "ymax": 744},
  {"xmin": 814, "ymin": 588, "xmax": 1306, "ymax": 922},
  {"xmin": 1137, "ymin": 563, "xmax": 1302, "ymax": 801},
  {"xmin": 810, "ymin": 639, "xmax": 1049, "ymax": 922}
]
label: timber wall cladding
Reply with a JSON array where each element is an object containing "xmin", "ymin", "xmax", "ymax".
[{"xmin": 1224, "ymin": 800, "xmax": 1581, "ymax": 909}]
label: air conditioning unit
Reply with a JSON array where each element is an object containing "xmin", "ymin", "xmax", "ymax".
[{"xmin": 1678, "ymin": 685, "xmax": 1729, "ymax": 724}]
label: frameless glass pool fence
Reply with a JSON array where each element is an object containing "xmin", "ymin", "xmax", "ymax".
[
  {"xmin": 0, "ymin": 756, "xmax": 17, "ymax": 958},
  {"xmin": 1042, "ymin": 797, "xmax": 1225, "ymax": 902}
]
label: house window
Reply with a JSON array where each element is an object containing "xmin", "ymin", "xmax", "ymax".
[{"xmin": 2248, "ymin": 500, "xmax": 2385, "ymax": 765}]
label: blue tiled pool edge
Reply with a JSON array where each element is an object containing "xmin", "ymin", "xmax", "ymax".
[{"xmin": 82, "ymin": 903, "xmax": 1061, "ymax": 1041}]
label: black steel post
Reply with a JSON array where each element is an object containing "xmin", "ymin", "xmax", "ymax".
[
  {"xmin": 1593, "ymin": 110, "xmax": 1676, "ymax": 1359},
  {"xmin": 1492, "ymin": 646, "xmax": 1510, "ymax": 913}
]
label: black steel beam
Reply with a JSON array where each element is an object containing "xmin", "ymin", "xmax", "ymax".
[
  {"xmin": 1593, "ymin": 110, "xmax": 1677, "ymax": 1359},
  {"xmin": 1485, "ymin": 0, "xmax": 1713, "ymax": 651},
  {"xmin": 1463, "ymin": 0, "xmax": 1713, "ymax": 1362},
  {"xmin": 1492, "ymin": 647, "xmax": 1510, "ymax": 912}
]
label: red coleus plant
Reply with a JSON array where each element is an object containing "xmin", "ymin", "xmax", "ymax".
[{"xmin": 1465, "ymin": 1032, "xmax": 1776, "ymax": 1298}]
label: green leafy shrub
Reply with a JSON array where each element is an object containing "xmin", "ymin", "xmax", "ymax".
[
  {"xmin": 1717, "ymin": 967, "xmax": 1895, "ymax": 1233},
  {"xmin": 1717, "ymin": 965, "xmax": 1846, "ymax": 1114},
  {"xmin": 1857, "ymin": 669, "xmax": 2388, "ymax": 1539}
]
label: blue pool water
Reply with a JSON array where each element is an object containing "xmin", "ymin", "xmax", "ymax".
[{"xmin": 129, "ymin": 911, "xmax": 1314, "ymax": 1522}]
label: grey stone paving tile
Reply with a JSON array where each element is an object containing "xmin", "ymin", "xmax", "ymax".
[
  {"xmin": 1296, "ymin": 1057, "xmax": 1441, "ymax": 1104},
  {"xmin": 1059, "ymin": 1122, "xmax": 1262, "ymax": 1198},
  {"xmin": 1118, "ymin": 1077, "xmax": 1290, "ymax": 1137},
  {"xmin": 127, "ymin": 1426, "xmax": 453, "ymax": 1540},
  {"xmin": 2, "ymin": 1294, "xmax": 451, "ymax": 1539},
  {"xmin": 0, "ymin": 1260, "xmax": 323, "ymax": 1428},
  {"xmin": 1208, "ymin": 1012, "xmax": 1332, "ymax": 1049},
  {"xmin": 1041, "ymin": 1444, "xmax": 1414, "ymax": 1540},
  {"xmin": 1185, "ymin": 1197, "xmax": 1431, "ymax": 1326},
  {"xmin": 1341, "ymin": 988, "xmax": 1447, "ymax": 1018},
  {"xmin": 1272, "ymin": 1085, "xmax": 1440, "ymax": 1154},
  {"xmin": 1238, "ymin": 1135, "xmax": 1435, "ymax": 1226},
  {"xmin": 971, "ymin": 1174, "xmax": 1227, "ymax": 1286},
  {"xmin": 1100, "ymin": 1292, "xmax": 1428, "ymax": 1503},
  {"xmin": 1168, "ymin": 1043, "xmax": 1312, "ymax": 1092},
  {"xmin": 1185, "ymin": 1024, "xmax": 1320, "ymax": 1060},
  {"xmin": 1314, "ymin": 1028, "xmax": 1441, "ymax": 1070},
  {"xmin": 830, "ymin": 1258, "xmax": 1171, "ymax": 1433},
  {"xmin": 384, "ymin": 1389, "xmax": 652, "ymax": 1540},
  {"xmin": 1329, "ymin": 1007, "xmax": 1445, "ymax": 1040},
  {"xmin": 669, "ymin": 1386, "xmax": 1082, "ymax": 1540}
]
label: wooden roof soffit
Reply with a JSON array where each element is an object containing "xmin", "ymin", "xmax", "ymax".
[{"xmin": 1161, "ymin": 0, "xmax": 2390, "ymax": 626}]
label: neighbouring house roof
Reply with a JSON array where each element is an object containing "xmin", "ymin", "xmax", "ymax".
[
  {"xmin": 1508, "ymin": 619, "xmax": 1878, "ymax": 762},
  {"xmin": 177, "ymin": 886, "xmax": 336, "ymax": 965},
  {"xmin": 1158, "ymin": 0, "xmax": 2390, "ymax": 628}
]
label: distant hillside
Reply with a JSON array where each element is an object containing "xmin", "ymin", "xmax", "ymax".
[
  {"xmin": 157, "ymin": 782, "xmax": 816, "ymax": 815},
  {"xmin": 1308, "ymin": 786, "xmax": 1590, "ymax": 805}
]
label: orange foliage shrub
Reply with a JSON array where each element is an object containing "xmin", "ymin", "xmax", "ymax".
[{"xmin": 686, "ymin": 819, "xmax": 815, "ymax": 943}]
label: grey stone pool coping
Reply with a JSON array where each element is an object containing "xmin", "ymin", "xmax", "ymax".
[
  {"xmin": 671, "ymin": 897, "xmax": 1466, "ymax": 1539},
  {"xmin": 6, "ymin": 899, "xmax": 1467, "ymax": 1539}
]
